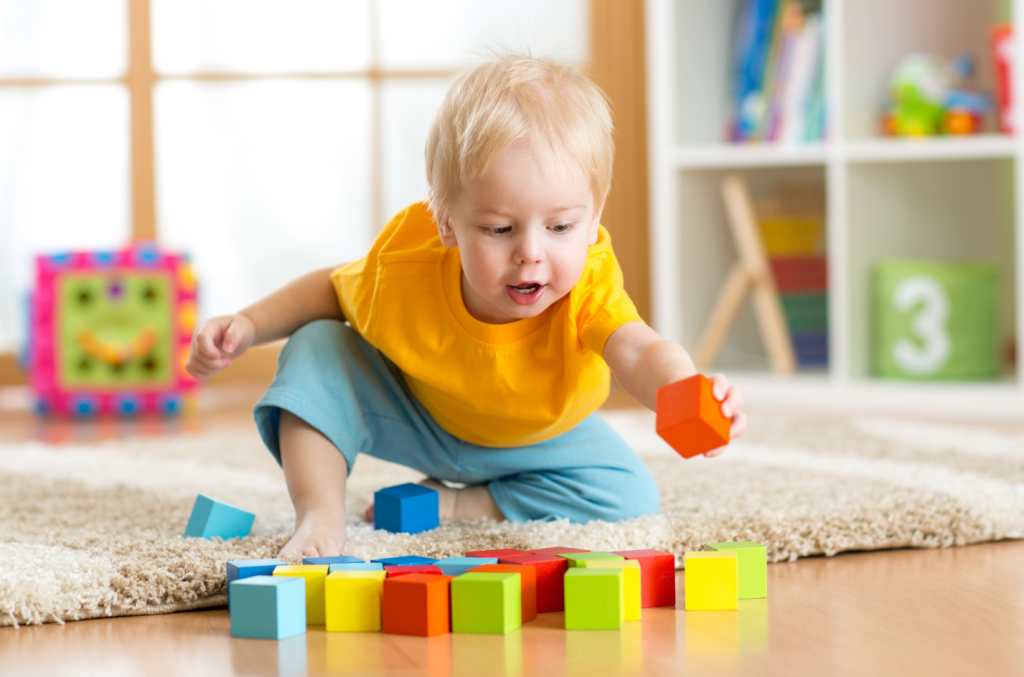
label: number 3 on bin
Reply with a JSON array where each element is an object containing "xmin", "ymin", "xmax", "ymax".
[{"xmin": 892, "ymin": 275, "xmax": 951, "ymax": 376}]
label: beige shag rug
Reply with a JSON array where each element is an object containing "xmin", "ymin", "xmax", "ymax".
[{"xmin": 2, "ymin": 410, "xmax": 1023, "ymax": 627}]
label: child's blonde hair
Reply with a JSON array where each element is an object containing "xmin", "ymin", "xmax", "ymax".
[{"xmin": 426, "ymin": 52, "xmax": 614, "ymax": 223}]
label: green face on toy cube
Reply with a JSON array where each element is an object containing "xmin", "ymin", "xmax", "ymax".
[{"xmin": 58, "ymin": 271, "xmax": 175, "ymax": 387}]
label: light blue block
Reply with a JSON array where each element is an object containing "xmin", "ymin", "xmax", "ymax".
[
  {"xmin": 328, "ymin": 562, "xmax": 384, "ymax": 573},
  {"xmin": 183, "ymin": 494, "xmax": 255, "ymax": 539},
  {"xmin": 436, "ymin": 557, "xmax": 497, "ymax": 576},
  {"xmin": 230, "ymin": 576, "xmax": 306, "ymax": 640},
  {"xmin": 371, "ymin": 556, "xmax": 438, "ymax": 567},
  {"xmin": 374, "ymin": 483, "xmax": 439, "ymax": 534},
  {"xmin": 226, "ymin": 558, "xmax": 287, "ymax": 603},
  {"xmin": 302, "ymin": 555, "xmax": 364, "ymax": 566}
]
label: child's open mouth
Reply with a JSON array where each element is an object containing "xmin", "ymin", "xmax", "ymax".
[{"xmin": 507, "ymin": 282, "xmax": 545, "ymax": 305}]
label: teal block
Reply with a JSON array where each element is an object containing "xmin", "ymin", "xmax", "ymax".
[
  {"xmin": 451, "ymin": 572, "xmax": 521, "ymax": 634},
  {"xmin": 564, "ymin": 568, "xmax": 624, "ymax": 630},
  {"xmin": 230, "ymin": 576, "xmax": 306, "ymax": 640},
  {"xmin": 875, "ymin": 260, "xmax": 999, "ymax": 380},
  {"xmin": 303, "ymin": 555, "xmax": 364, "ymax": 566},
  {"xmin": 184, "ymin": 494, "xmax": 255, "ymax": 539},
  {"xmin": 226, "ymin": 558, "xmax": 286, "ymax": 604},
  {"xmin": 436, "ymin": 557, "xmax": 497, "ymax": 576},
  {"xmin": 328, "ymin": 562, "xmax": 384, "ymax": 573},
  {"xmin": 558, "ymin": 552, "xmax": 624, "ymax": 568},
  {"xmin": 703, "ymin": 541, "xmax": 768, "ymax": 599}
]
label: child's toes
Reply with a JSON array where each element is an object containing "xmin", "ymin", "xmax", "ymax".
[{"xmin": 363, "ymin": 504, "xmax": 374, "ymax": 523}]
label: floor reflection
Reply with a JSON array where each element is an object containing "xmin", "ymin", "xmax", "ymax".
[{"xmin": 684, "ymin": 598, "xmax": 769, "ymax": 657}]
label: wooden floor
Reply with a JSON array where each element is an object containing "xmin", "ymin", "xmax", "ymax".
[{"xmin": 2, "ymin": 386, "xmax": 1023, "ymax": 676}]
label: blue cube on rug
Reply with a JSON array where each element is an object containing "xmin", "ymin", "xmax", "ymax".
[
  {"xmin": 230, "ymin": 575, "xmax": 306, "ymax": 640},
  {"xmin": 373, "ymin": 483, "xmax": 440, "ymax": 534},
  {"xmin": 436, "ymin": 557, "xmax": 498, "ymax": 577},
  {"xmin": 302, "ymin": 555, "xmax": 364, "ymax": 566},
  {"xmin": 371, "ymin": 555, "xmax": 439, "ymax": 567},
  {"xmin": 183, "ymin": 494, "xmax": 255, "ymax": 540},
  {"xmin": 226, "ymin": 558, "xmax": 287, "ymax": 603}
]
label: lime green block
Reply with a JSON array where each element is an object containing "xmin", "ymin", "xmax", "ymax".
[
  {"xmin": 874, "ymin": 260, "xmax": 999, "ymax": 380},
  {"xmin": 451, "ymin": 572, "xmax": 521, "ymax": 634},
  {"xmin": 558, "ymin": 552, "xmax": 624, "ymax": 568},
  {"xmin": 703, "ymin": 542, "xmax": 767, "ymax": 599},
  {"xmin": 564, "ymin": 568, "xmax": 624, "ymax": 630}
]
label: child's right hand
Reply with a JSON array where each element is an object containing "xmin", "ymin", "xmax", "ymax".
[{"xmin": 186, "ymin": 313, "xmax": 256, "ymax": 378}]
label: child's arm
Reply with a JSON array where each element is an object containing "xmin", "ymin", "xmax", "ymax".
[
  {"xmin": 603, "ymin": 321, "xmax": 747, "ymax": 453},
  {"xmin": 186, "ymin": 266, "xmax": 345, "ymax": 378}
]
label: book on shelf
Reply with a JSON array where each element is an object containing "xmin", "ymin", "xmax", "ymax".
[{"xmin": 727, "ymin": 0, "xmax": 825, "ymax": 144}]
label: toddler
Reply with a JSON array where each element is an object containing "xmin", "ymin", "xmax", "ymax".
[{"xmin": 187, "ymin": 53, "xmax": 747, "ymax": 559}]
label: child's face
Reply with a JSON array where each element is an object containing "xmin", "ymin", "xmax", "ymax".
[{"xmin": 439, "ymin": 142, "xmax": 601, "ymax": 324}]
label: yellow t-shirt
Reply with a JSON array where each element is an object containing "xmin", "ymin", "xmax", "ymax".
[{"xmin": 331, "ymin": 202, "xmax": 643, "ymax": 447}]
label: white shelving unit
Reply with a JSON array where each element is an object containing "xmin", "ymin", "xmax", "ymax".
[{"xmin": 646, "ymin": 0, "xmax": 1024, "ymax": 418}]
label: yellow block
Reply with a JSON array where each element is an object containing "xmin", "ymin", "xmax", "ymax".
[
  {"xmin": 274, "ymin": 565, "xmax": 330, "ymax": 625},
  {"xmin": 684, "ymin": 552, "xmax": 737, "ymax": 611},
  {"xmin": 325, "ymin": 570, "xmax": 387, "ymax": 632},
  {"xmin": 583, "ymin": 560, "xmax": 642, "ymax": 621}
]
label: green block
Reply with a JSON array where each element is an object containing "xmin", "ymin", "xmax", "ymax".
[
  {"xmin": 780, "ymin": 293, "xmax": 828, "ymax": 331},
  {"xmin": 874, "ymin": 260, "xmax": 999, "ymax": 380},
  {"xmin": 451, "ymin": 572, "xmax": 521, "ymax": 634},
  {"xmin": 703, "ymin": 541, "xmax": 767, "ymax": 599},
  {"xmin": 558, "ymin": 552, "xmax": 624, "ymax": 568},
  {"xmin": 564, "ymin": 568, "xmax": 624, "ymax": 630}
]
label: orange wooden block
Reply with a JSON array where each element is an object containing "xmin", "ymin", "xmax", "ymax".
[
  {"xmin": 470, "ymin": 563, "xmax": 537, "ymax": 623},
  {"xmin": 382, "ymin": 573, "xmax": 453, "ymax": 637},
  {"xmin": 656, "ymin": 374, "xmax": 730, "ymax": 458}
]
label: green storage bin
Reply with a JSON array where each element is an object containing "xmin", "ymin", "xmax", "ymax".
[{"xmin": 874, "ymin": 260, "xmax": 999, "ymax": 380}]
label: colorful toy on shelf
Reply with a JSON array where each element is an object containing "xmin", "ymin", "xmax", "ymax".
[
  {"xmin": 704, "ymin": 541, "xmax": 768, "ymax": 599},
  {"xmin": 373, "ymin": 483, "xmax": 440, "ymax": 535},
  {"xmin": 991, "ymin": 25, "xmax": 1014, "ymax": 134},
  {"xmin": 656, "ymin": 374, "xmax": 731, "ymax": 459},
  {"xmin": 27, "ymin": 243, "xmax": 198, "ymax": 417},
  {"xmin": 882, "ymin": 52, "xmax": 992, "ymax": 137},
  {"xmin": 451, "ymin": 571, "xmax": 522, "ymax": 634},
  {"xmin": 273, "ymin": 565, "xmax": 330, "ymax": 625},
  {"xmin": 183, "ymin": 494, "xmax": 255, "ymax": 540},
  {"xmin": 229, "ymin": 576, "xmax": 306, "ymax": 640}
]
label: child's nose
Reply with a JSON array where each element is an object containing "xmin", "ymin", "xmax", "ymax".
[{"xmin": 514, "ymin": 231, "xmax": 543, "ymax": 265}]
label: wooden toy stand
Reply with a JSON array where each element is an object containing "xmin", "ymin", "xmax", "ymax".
[{"xmin": 695, "ymin": 174, "xmax": 797, "ymax": 374}]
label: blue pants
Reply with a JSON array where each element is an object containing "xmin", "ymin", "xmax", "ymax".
[{"xmin": 254, "ymin": 320, "xmax": 660, "ymax": 523}]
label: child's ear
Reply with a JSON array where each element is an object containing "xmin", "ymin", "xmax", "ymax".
[
  {"xmin": 588, "ymin": 206, "xmax": 603, "ymax": 246},
  {"xmin": 437, "ymin": 213, "xmax": 458, "ymax": 248}
]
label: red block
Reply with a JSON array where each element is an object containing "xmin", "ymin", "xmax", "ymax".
[
  {"xmin": 528, "ymin": 547, "xmax": 590, "ymax": 556},
  {"xmin": 385, "ymin": 565, "xmax": 443, "ymax": 577},
  {"xmin": 770, "ymin": 256, "xmax": 827, "ymax": 293},
  {"xmin": 611, "ymin": 549, "xmax": 677, "ymax": 608},
  {"xmin": 470, "ymin": 563, "xmax": 538, "ymax": 623},
  {"xmin": 656, "ymin": 374, "xmax": 730, "ymax": 459},
  {"xmin": 464, "ymin": 548, "xmax": 530, "ymax": 558},
  {"xmin": 498, "ymin": 554, "xmax": 568, "ymax": 613},
  {"xmin": 382, "ymin": 573, "xmax": 453, "ymax": 637}
]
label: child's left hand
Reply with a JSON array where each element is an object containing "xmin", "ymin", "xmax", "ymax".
[{"xmin": 706, "ymin": 373, "xmax": 746, "ymax": 458}]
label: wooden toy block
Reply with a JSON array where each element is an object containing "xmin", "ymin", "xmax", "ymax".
[
  {"xmin": 704, "ymin": 541, "xmax": 768, "ymax": 599},
  {"xmin": 656, "ymin": 374, "xmax": 731, "ymax": 459},
  {"xmin": 564, "ymin": 568, "xmax": 625, "ymax": 630},
  {"xmin": 371, "ymin": 556, "xmax": 438, "ymax": 567},
  {"xmin": 229, "ymin": 575, "xmax": 305, "ymax": 640},
  {"xmin": 498, "ymin": 554, "xmax": 569, "ymax": 613},
  {"xmin": 436, "ymin": 557, "xmax": 497, "ymax": 576},
  {"xmin": 382, "ymin": 573, "xmax": 453, "ymax": 637},
  {"xmin": 451, "ymin": 572, "xmax": 522, "ymax": 634},
  {"xmin": 470, "ymin": 564, "xmax": 537, "ymax": 623},
  {"xmin": 684, "ymin": 552, "xmax": 738, "ymax": 611},
  {"xmin": 302, "ymin": 555, "xmax": 364, "ymax": 566},
  {"xmin": 183, "ymin": 494, "xmax": 255, "ymax": 540},
  {"xmin": 611, "ymin": 549, "xmax": 677, "ymax": 608},
  {"xmin": 226, "ymin": 558, "xmax": 286, "ymax": 603},
  {"xmin": 464, "ymin": 548, "xmax": 529, "ymax": 558},
  {"xmin": 557, "ymin": 552, "xmax": 624, "ymax": 568},
  {"xmin": 374, "ymin": 483, "xmax": 439, "ymax": 534},
  {"xmin": 385, "ymin": 565, "xmax": 443, "ymax": 577},
  {"xmin": 329, "ymin": 562, "xmax": 384, "ymax": 573},
  {"xmin": 273, "ymin": 565, "xmax": 330, "ymax": 625},
  {"xmin": 325, "ymin": 570, "xmax": 387, "ymax": 632},
  {"xmin": 583, "ymin": 561, "xmax": 642, "ymax": 621},
  {"xmin": 529, "ymin": 546, "xmax": 590, "ymax": 556}
]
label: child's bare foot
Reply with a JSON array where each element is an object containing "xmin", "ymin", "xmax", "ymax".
[
  {"xmin": 363, "ymin": 479, "xmax": 505, "ymax": 523},
  {"xmin": 279, "ymin": 507, "xmax": 347, "ymax": 559}
]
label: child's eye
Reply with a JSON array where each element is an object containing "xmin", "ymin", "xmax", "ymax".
[
  {"xmin": 549, "ymin": 222, "xmax": 575, "ymax": 234},
  {"xmin": 487, "ymin": 226, "xmax": 512, "ymax": 236}
]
